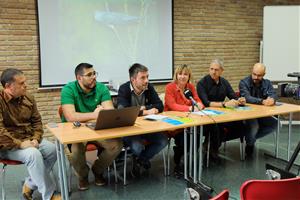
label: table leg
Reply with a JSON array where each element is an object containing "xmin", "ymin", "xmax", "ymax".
[
  {"xmin": 55, "ymin": 140, "xmax": 69, "ymax": 200},
  {"xmin": 275, "ymin": 115, "xmax": 280, "ymax": 158},
  {"xmin": 184, "ymin": 128, "xmax": 188, "ymax": 180},
  {"xmin": 198, "ymin": 125, "xmax": 203, "ymax": 182},
  {"xmin": 193, "ymin": 126, "xmax": 197, "ymax": 183},
  {"xmin": 189, "ymin": 129, "xmax": 192, "ymax": 178},
  {"xmin": 287, "ymin": 113, "xmax": 293, "ymax": 160}
]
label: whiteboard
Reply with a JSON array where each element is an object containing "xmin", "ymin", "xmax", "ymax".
[
  {"xmin": 37, "ymin": 0, "xmax": 173, "ymax": 88},
  {"xmin": 263, "ymin": 6, "xmax": 300, "ymax": 81}
]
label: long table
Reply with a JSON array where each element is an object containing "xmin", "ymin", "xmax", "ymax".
[
  {"xmin": 47, "ymin": 110, "xmax": 213, "ymax": 200},
  {"xmin": 47, "ymin": 103, "xmax": 300, "ymax": 200},
  {"xmin": 186, "ymin": 103, "xmax": 300, "ymax": 183}
]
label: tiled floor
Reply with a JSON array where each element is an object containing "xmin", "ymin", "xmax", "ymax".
[{"xmin": 1, "ymin": 125, "xmax": 299, "ymax": 200}]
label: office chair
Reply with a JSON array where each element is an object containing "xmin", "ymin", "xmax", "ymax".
[
  {"xmin": 209, "ymin": 189, "xmax": 229, "ymax": 200},
  {"xmin": 121, "ymin": 141, "xmax": 167, "ymax": 185},
  {"xmin": 240, "ymin": 176, "xmax": 300, "ymax": 200},
  {"xmin": 205, "ymin": 91, "xmax": 247, "ymax": 167},
  {"xmin": 0, "ymin": 159, "xmax": 23, "ymax": 200}
]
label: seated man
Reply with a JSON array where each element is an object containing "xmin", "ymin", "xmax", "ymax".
[
  {"xmin": 61, "ymin": 63, "xmax": 122, "ymax": 190},
  {"xmin": 197, "ymin": 59, "xmax": 246, "ymax": 161},
  {"xmin": 117, "ymin": 63, "xmax": 168, "ymax": 177},
  {"xmin": 0, "ymin": 68, "xmax": 60, "ymax": 200},
  {"xmin": 239, "ymin": 63, "xmax": 278, "ymax": 157}
]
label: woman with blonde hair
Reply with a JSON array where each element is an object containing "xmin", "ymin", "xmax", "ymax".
[{"xmin": 164, "ymin": 64, "xmax": 204, "ymax": 176}]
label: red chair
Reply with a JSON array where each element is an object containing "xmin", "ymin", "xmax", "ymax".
[
  {"xmin": 0, "ymin": 159, "xmax": 23, "ymax": 200},
  {"xmin": 210, "ymin": 189, "xmax": 229, "ymax": 200},
  {"xmin": 240, "ymin": 177, "xmax": 300, "ymax": 200}
]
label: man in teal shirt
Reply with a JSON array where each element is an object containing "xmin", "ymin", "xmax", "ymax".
[{"xmin": 61, "ymin": 63, "xmax": 122, "ymax": 191}]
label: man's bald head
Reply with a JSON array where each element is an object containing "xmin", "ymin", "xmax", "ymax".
[{"xmin": 251, "ymin": 63, "xmax": 266, "ymax": 84}]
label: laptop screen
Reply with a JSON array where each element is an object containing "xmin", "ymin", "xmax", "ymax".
[{"xmin": 86, "ymin": 106, "xmax": 140, "ymax": 130}]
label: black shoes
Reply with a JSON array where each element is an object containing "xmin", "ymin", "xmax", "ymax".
[
  {"xmin": 78, "ymin": 178, "xmax": 89, "ymax": 191},
  {"xmin": 173, "ymin": 146, "xmax": 183, "ymax": 165},
  {"xmin": 139, "ymin": 159, "xmax": 151, "ymax": 170},
  {"xmin": 245, "ymin": 145, "xmax": 254, "ymax": 158},
  {"xmin": 131, "ymin": 157, "xmax": 151, "ymax": 178},
  {"xmin": 174, "ymin": 164, "xmax": 184, "ymax": 179},
  {"xmin": 92, "ymin": 166, "xmax": 106, "ymax": 186},
  {"xmin": 22, "ymin": 183, "xmax": 33, "ymax": 200}
]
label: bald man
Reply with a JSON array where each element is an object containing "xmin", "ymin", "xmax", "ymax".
[{"xmin": 239, "ymin": 63, "xmax": 278, "ymax": 157}]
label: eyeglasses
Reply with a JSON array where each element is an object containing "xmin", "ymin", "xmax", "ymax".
[{"xmin": 82, "ymin": 71, "xmax": 98, "ymax": 78}]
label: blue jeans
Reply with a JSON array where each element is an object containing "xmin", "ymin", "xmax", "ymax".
[
  {"xmin": 123, "ymin": 133, "xmax": 168, "ymax": 161},
  {"xmin": 1, "ymin": 139, "xmax": 57, "ymax": 200},
  {"xmin": 245, "ymin": 117, "xmax": 278, "ymax": 145}
]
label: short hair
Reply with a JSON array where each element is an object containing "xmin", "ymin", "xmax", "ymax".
[
  {"xmin": 129, "ymin": 63, "xmax": 148, "ymax": 78},
  {"xmin": 173, "ymin": 64, "xmax": 193, "ymax": 83},
  {"xmin": 210, "ymin": 58, "xmax": 224, "ymax": 70},
  {"xmin": 75, "ymin": 63, "xmax": 93, "ymax": 77},
  {"xmin": 0, "ymin": 68, "xmax": 23, "ymax": 87}
]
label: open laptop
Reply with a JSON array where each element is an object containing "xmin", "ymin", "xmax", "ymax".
[{"xmin": 86, "ymin": 106, "xmax": 140, "ymax": 130}]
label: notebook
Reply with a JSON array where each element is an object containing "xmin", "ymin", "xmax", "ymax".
[{"xmin": 86, "ymin": 106, "xmax": 140, "ymax": 130}]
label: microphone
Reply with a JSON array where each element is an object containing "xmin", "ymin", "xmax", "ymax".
[{"xmin": 183, "ymin": 89, "xmax": 200, "ymax": 111}]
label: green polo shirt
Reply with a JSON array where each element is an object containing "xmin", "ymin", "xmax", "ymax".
[{"xmin": 60, "ymin": 81, "xmax": 111, "ymax": 122}]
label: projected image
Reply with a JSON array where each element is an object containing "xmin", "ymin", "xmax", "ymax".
[
  {"xmin": 38, "ymin": 0, "xmax": 172, "ymax": 87},
  {"xmin": 93, "ymin": 1, "xmax": 148, "ymax": 63}
]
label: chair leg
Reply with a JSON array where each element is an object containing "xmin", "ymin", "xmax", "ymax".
[
  {"xmin": 123, "ymin": 148, "xmax": 127, "ymax": 185},
  {"xmin": 163, "ymin": 148, "xmax": 166, "ymax": 176},
  {"xmin": 206, "ymin": 133, "xmax": 210, "ymax": 168},
  {"xmin": 167, "ymin": 138, "xmax": 171, "ymax": 176},
  {"xmin": 240, "ymin": 137, "xmax": 245, "ymax": 161},
  {"xmin": 107, "ymin": 166, "xmax": 111, "ymax": 184},
  {"xmin": 113, "ymin": 160, "xmax": 118, "ymax": 183},
  {"xmin": 1, "ymin": 164, "xmax": 6, "ymax": 200},
  {"xmin": 68, "ymin": 166, "xmax": 72, "ymax": 194}
]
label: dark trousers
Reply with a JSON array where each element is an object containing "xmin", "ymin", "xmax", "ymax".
[
  {"xmin": 204, "ymin": 121, "xmax": 246, "ymax": 152},
  {"xmin": 173, "ymin": 128, "xmax": 200, "ymax": 165}
]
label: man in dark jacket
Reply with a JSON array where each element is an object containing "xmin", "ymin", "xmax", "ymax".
[
  {"xmin": 197, "ymin": 59, "xmax": 246, "ymax": 161},
  {"xmin": 239, "ymin": 63, "xmax": 278, "ymax": 157},
  {"xmin": 118, "ymin": 63, "xmax": 168, "ymax": 177}
]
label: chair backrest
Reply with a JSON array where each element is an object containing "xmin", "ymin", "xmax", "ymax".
[
  {"xmin": 210, "ymin": 189, "xmax": 229, "ymax": 200},
  {"xmin": 240, "ymin": 177, "xmax": 300, "ymax": 200},
  {"xmin": 158, "ymin": 92, "xmax": 165, "ymax": 105},
  {"xmin": 58, "ymin": 105, "xmax": 63, "ymax": 119},
  {"xmin": 0, "ymin": 159, "xmax": 23, "ymax": 166}
]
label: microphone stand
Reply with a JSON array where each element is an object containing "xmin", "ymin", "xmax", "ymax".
[
  {"xmin": 191, "ymin": 101, "xmax": 195, "ymax": 112},
  {"xmin": 186, "ymin": 98, "xmax": 214, "ymax": 199}
]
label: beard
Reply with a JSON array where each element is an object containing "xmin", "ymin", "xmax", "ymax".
[{"xmin": 83, "ymin": 79, "xmax": 96, "ymax": 90}]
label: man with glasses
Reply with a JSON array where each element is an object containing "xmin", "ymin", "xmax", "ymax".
[
  {"xmin": 239, "ymin": 63, "xmax": 278, "ymax": 158},
  {"xmin": 117, "ymin": 63, "xmax": 168, "ymax": 177},
  {"xmin": 60, "ymin": 63, "xmax": 122, "ymax": 191}
]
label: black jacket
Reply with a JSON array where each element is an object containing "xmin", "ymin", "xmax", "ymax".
[
  {"xmin": 117, "ymin": 81, "xmax": 163, "ymax": 116},
  {"xmin": 239, "ymin": 75, "xmax": 277, "ymax": 104}
]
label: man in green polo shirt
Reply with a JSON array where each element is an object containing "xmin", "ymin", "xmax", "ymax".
[{"xmin": 61, "ymin": 63, "xmax": 122, "ymax": 191}]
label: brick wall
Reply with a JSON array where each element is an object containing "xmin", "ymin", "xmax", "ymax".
[{"xmin": 0, "ymin": 0, "xmax": 299, "ymax": 137}]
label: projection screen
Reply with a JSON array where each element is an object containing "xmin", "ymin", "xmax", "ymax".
[{"xmin": 37, "ymin": 0, "xmax": 173, "ymax": 88}]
